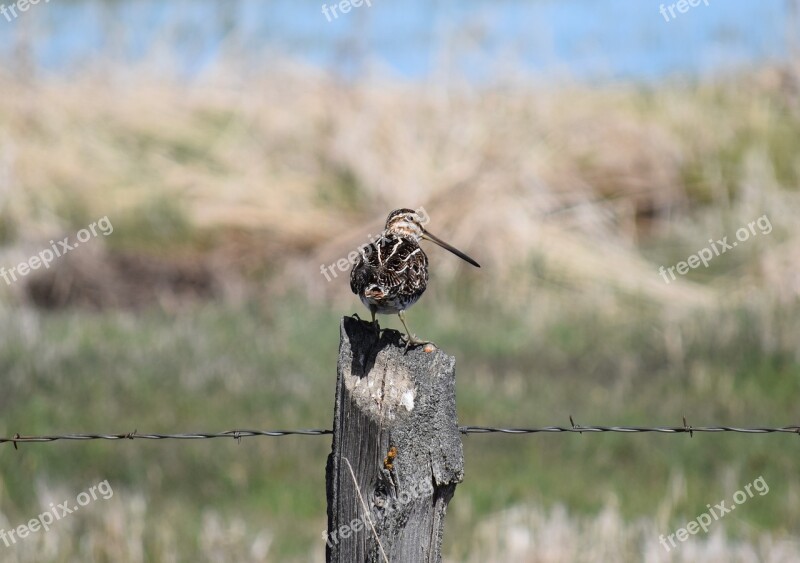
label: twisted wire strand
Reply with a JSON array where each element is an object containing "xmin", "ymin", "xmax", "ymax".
[
  {"xmin": 2, "ymin": 424, "xmax": 798, "ymax": 446},
  {"xmin": 460, "ymin": 425, "xmax": 800, "ymax": 435}
]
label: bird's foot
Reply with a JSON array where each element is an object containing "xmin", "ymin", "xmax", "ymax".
[{"xmin": 402, "ymin": 333, "xmax": 434, "ymax": 352}]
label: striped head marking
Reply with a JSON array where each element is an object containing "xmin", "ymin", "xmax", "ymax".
[{"xmin": 385, "ymin": 208, "xmax": 426, "ymax": 240}]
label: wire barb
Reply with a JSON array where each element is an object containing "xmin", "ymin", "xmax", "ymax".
[{"xmin": 569, "ymin": 415, "xmax": 582, "ymax": 434}]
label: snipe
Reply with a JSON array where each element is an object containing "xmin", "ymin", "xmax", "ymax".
[{"xmin": 350, "ymin": 208, "xmax": 480, "ymax": 349}]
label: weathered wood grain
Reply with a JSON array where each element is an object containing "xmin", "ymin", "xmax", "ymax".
[{"xmin": 326, "ymin": 316, "xmax": 464, "ymax": 562}]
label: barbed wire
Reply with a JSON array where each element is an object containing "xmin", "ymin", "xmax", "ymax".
[
  {"xmin": 461, "ymin": 425, "xmax": 800, "ymax": 435},
  {"xmin": 2, "ymin": 421, "xmax": 798, "ymax": 448},
  {"xmin": 0, "ymin": 429, "xmax": 333, "ymax": 448}
]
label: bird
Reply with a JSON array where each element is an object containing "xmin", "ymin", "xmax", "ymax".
[{"xmin": 350, "ymin": 208, "xmax": 480, "ymax": 349}]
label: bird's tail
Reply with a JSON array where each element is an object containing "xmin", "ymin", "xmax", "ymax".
[{"xmin": 364, "ymin": 285, "xmax": 385, "ymax": 299}]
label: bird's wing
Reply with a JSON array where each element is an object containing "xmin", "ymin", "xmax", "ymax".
[{"xmin": 350, "ymin": 242, "xmax": 371, "ymax": 295}]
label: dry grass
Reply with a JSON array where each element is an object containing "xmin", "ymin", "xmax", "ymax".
[
  {"xmin": 2, "ymin": 494, "xmax": 796, "ymax": 562},
  {"xmin": 1, "ymin": 63, "xmax": 798, "ymax": 314},
  {"xmin": 453, "ymin": 503, "xmax": 800, "ymax": 563}
]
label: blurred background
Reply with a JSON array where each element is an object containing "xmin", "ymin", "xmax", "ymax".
[{"xmin": 1, "ymin": 0, "xmax": 799, "ymax": 561}]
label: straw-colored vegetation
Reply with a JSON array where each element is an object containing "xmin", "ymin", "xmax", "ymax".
[{"xmin": 0, "ymin": 61, "xmax": 799, "ymax": 560}]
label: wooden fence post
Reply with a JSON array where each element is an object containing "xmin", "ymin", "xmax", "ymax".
[{"xmin": 326, "ymin": 316, "xmax": 464, "ymax": 562}]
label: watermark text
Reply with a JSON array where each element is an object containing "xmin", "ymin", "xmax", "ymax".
[
  {"xmin": 1, "ymin": 215, "xmax": 113, "ymax": 286},
  {"xmin": 1, "ymin": 0, "xmax": 51, "ymax": 23},
  {"xmin": 1, "ymin": 480, "xmax": 114, "ymax": 548},
  {"xmin": 658, "ymin": 214, "xmax": 771, "ymax": 284},
  {"xmin": 322, "ymin": 0, "xmax": 372, "ymax": 22},
  {"xmin": 660, "ymin": 0, "xmax": 710, "ymax": 23},
  {"xmin": 320, "ymin": 206, "xmax": 428, "ymax": 282},
  {"xmin": 659, "ymin": 475, "xmax": 768, "ymax": 552}
]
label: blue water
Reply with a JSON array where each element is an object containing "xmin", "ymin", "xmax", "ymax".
[{"xmin": 0, "ymin": 0, "xmax": 792, "ymax": 81}]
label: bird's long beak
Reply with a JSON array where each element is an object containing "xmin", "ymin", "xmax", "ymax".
[{"xmin": 422, "ymin": 229, "xmax": 480, "ymax": 267}]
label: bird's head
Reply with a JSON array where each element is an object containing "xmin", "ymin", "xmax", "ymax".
[
  {"xmin": 384, "ymin": 208, "xmax": 426, "ymax": 239},
  {"xmin": 384, "ymin": 208, "xmax": 480, "ymax": 268}
]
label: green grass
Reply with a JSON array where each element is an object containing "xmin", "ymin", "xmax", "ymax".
[{"xmin": 0, "ymin": 293, "xmax": 797, "ymax": 559}]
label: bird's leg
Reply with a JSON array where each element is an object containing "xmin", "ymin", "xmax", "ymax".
[
  {"xmin": 398, "ymin": 310, "xmax": 431, "ymax": 351},
  {"xmin": 370, "ymin": 306, "xmax": 381, "ymax": 335}
]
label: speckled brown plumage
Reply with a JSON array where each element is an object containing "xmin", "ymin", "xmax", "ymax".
[{"xmin": 350, "ymin": 208, "xmax": 479, "ymax": 348}]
